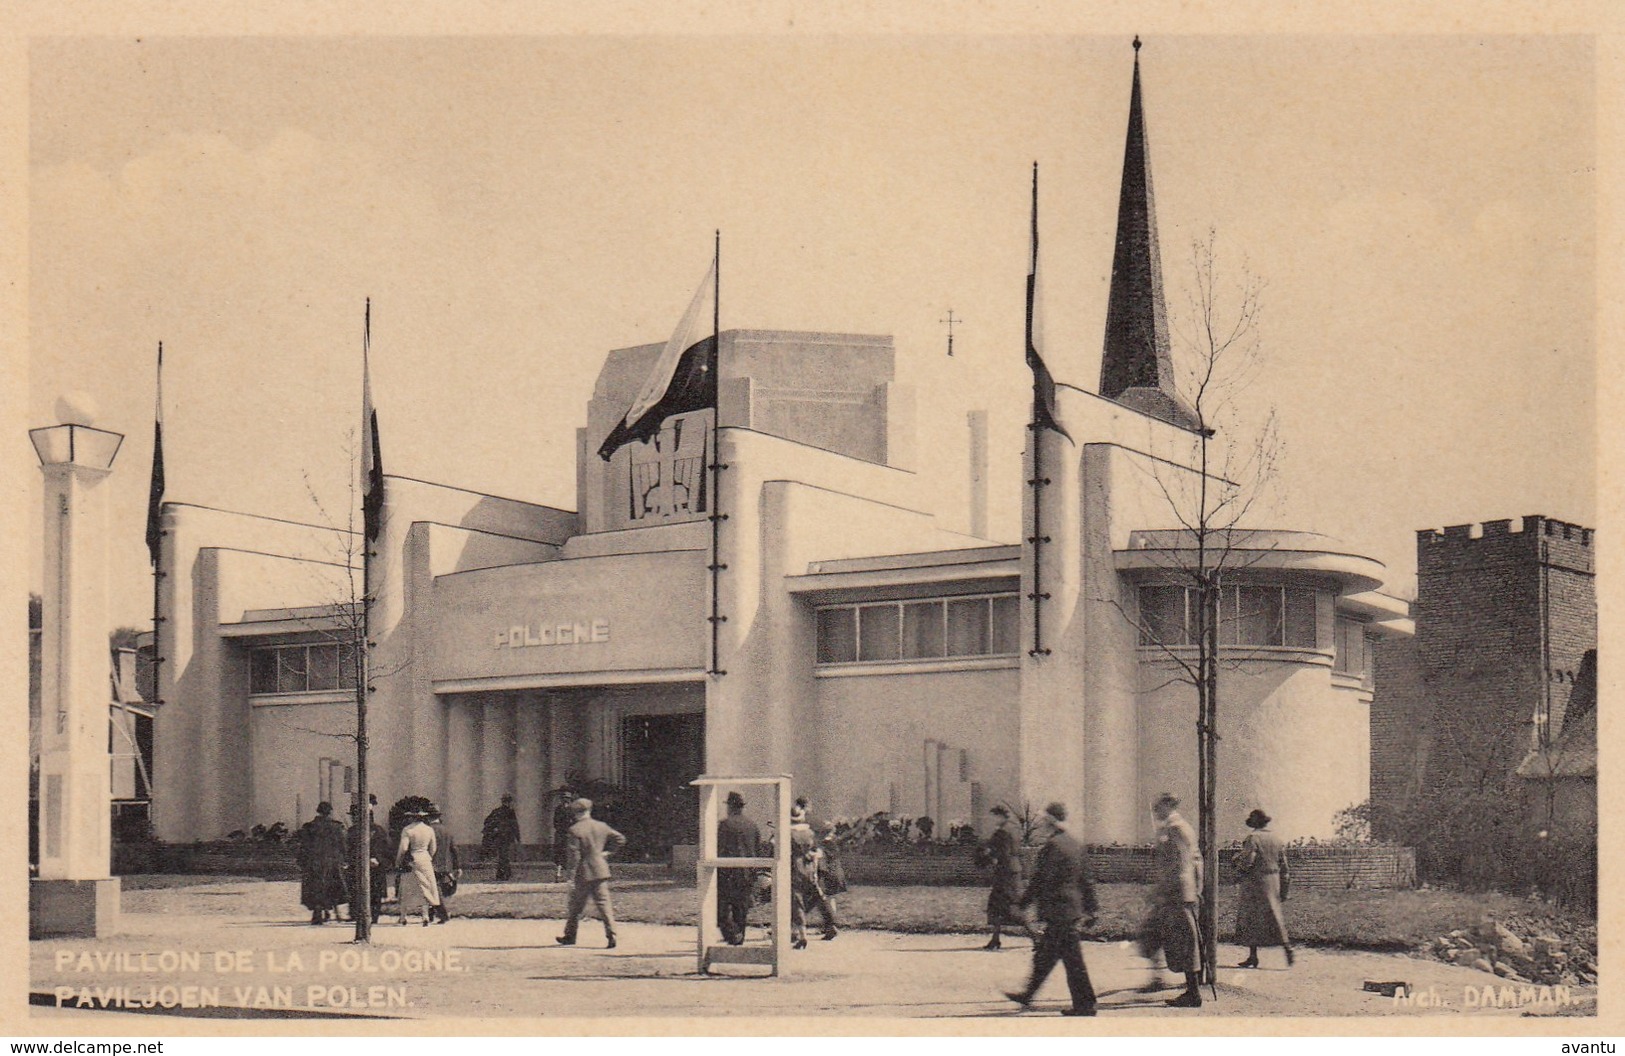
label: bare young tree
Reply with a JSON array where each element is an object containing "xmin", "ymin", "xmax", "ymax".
[{"xmin": 1110, "ymin": 229, "xmax": 1281, "ymax": 988}]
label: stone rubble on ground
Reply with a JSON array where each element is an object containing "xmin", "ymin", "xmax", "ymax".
[{"xmin": 1417, "ymin": 912, "xmax": 1596, "ymax": 987}]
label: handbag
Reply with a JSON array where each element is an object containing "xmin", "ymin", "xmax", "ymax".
[{"xmin": 437, "ymin": 872, "xmax": 458, "ymax": 898}]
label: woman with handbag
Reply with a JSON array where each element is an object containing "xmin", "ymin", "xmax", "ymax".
[{"xmin": 1233, "ymin": 808, "xmax": 1294, "ymax": 968}]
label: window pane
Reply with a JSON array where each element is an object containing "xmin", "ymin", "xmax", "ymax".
[
  {"xmin": 338, "ymin": 641, "xmax": 360, "ymax": 689},
  {"xmin": 250, "ymin": 649, "xmax": 278, "ymax": 694},
  {"xmin": 990, "ymin": 595, "xmax": 1020, "ymax": 654},
  {"xmin": 307, "ymin": 644, "xmax": 339, "ymax": 691},
  {"xmin": 1237, "ymin": 586, "xmax": 1283, "ymax": 646},
  {"xmin": 816, "ymin": 608, "xmax": 857, "ymax": 664},
  {"xmin": 276, "ymin": 648, "xmax": 307, "ymax": 694},
  {"xmin": 1284, "ymin": 589, "xmax": 1317, "ymax": 648},
  {"xmin": 1334, "ymin": 617, "xmax": 1365, "ymax": 675},
  {"xmin": 1218, "ymin": 586, "xmax": 1240, "ymax": 647},
  {"xmin": 858, "ymin": 604, "xmax": 901, "ymax": 662},
  {"xmin": 902, "ymin": 601, "xmax": 945, "ymax": 659},
  {"xmin": 1139, "ymin": 586, "xmax": 1187, "ymax": 646},
  {"xmin": 946, "ymin": 598, "xmax": 990, "ymax": 657}
]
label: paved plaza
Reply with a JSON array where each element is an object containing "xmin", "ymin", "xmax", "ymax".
[{"xmin": 28, "ymin": 881, "xmax": 1595, "ymax": 1025}]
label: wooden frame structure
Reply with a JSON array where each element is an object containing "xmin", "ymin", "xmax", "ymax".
[{"xmin": 691, "ymin": 774, "xmax": 791, "ymax": 976}]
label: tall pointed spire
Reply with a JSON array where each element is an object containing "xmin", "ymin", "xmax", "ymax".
[{"xmin": 1099, "ymin": 38, "xmax": 1200, "ymax": 431}]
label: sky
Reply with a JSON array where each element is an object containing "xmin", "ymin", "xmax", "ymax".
[{"xmin": 25, "ymin": 33, "xmax": 1597, "ymax": 627}]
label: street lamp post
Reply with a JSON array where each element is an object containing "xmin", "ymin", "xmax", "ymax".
[{"xmin": 30, "ymin": 395, "xmax": 125, "ymax": 938}]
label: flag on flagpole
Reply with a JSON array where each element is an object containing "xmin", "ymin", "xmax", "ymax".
[
  {"xmin": 145, "ymin": 342, "xmax": 166, "ymax": 567},
  {"xmin": 1027, "ymin": 163, "xmax": 1070, "ymax": 440},
  {"xmin": 598, "ymin": 257, "xmax": 719, "ymax": 461},
  {"xmin": 362, "ymin": 300, "xmax": 385, "ymax": 543}
]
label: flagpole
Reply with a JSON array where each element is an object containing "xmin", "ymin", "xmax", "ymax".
[
  {"xmin": 1026, "ymin": 164, "xmax": 1052, "ymax": 658},
  {"xmin": 354, "ymin": 299, "xmax": 374, "ymax": 944},
  {"xmin": 707, "ymin": 230, "xmax": 727, "ymax": 676},
  {"xmin": 149, "ymin": 343, "xmax": 166, "ymax": 730}
]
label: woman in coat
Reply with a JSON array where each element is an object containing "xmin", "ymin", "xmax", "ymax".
[
  {"xmin": 974, "ymin": 804, "xmax": 1035, "ymax": 950},
  {"xmin": 295, "ymin": 801, "xmax": 349, "ymax": 925},
  {"xmin": 1233, "ymin": 808, "xmax": 1294, "ymax": 968},
  {"xmin": 394, "ymin": 808, "xmax": 443, "ymax": 927}
]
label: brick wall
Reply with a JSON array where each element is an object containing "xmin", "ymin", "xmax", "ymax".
[
  {"xmin": 1370, "ymin": 636, "xmax": 1426, "ymax": 836},
  {"xmin": 1402, "ymin": 516, "xmax": 1595, "ymax": 794}
]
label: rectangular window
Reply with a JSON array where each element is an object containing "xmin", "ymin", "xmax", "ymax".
[
  {"xmin": 1284, "ymin": 589, "xmax": 1317, "ymax": 648},
  {"xmin": 1139, "ymin": 586, "xmax": 1187, "ymax": 646},
  {"xmin": 990, "ymin": 595, "xmax": 1020, "ymax": 655},
  {"xmin": 250, "ymin": 649, "xmax": 279, "ymax": 694},
  {"xmin": 276, "ymin": 648, "xmax": 308, "ymax": 694},
  {"xmin": 307, "ymin": 644, "xmax": 340, "ymax": 691},
  {"xmin": 816, "ymin": 608, "xmax": 858, "ymax": 664},
  {"xmin": 338, "ymin": 643, "xmax": 359, "ymax": 689},
  {"xmin": 1334, "ymin": 617, "xmax": 1366, "ymax": 676},
  {"xmin": 1237, "ymin": 585, "xmax": 1284, "ymax": 647},
  {"xmin": 858, "ymin": 604, "xmax": 901, "ymax": 662},
  {"xmin": 902, "ymin": 601, "xmax": 945, "ymax": 660},
  {"xmin": 946, "ymin": 597, "xmax": 990, "ymax": 657}
]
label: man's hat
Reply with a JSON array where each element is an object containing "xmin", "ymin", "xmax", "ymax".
[
  {"xmin": 571, "ymin": 797, "xmax": 593, "ymax": 815},
  {"xmin": 1153, "ymin": 792, "xmax": 1180, "ymax": 811},
  {"xmin": 725, "ymin": 791, "xmax": 746, "ymax": 808},
  {"xmin": 789, "ymin": 805, "xmax": 807, "ymax": 823},
  {"xmin": 1245, "ymin": 808, "xmax": 1271, "ymax": 829},
  {"xmin": 501, "ymin": 793, "xmax": 515, "ymax": 804},
  {"xmin": 1043, "ymin": 802, "xmax": 1067, "ymax": 823},
  {"xmin": 989, "ymin": 803, "xmax": 1010, "ymax": 817},
  {"xmin": 316, "ymin": 801, "xmax": 333, "ymax": 816}
]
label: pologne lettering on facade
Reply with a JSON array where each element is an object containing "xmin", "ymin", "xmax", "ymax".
[{"xmin": 494, "ymin": 619, "xmax": 611, "ymax": 650}]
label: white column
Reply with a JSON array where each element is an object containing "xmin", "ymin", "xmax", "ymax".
[
  {"xmin": 445, "ymin": 696, "xmax": 480, "ymax": 846},
  {"xmin": 37, "ymin": 456, "xmax": 115, "ymax": 881},
  {"xmin": 480, "ymin": 696, "xmax": 517, "ymax": 814},
  {"xmin": 514, "ymin": 701, "xmax": 546, "ymax": 849}
]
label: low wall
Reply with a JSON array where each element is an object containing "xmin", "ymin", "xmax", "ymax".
[{"xmin": 842, "ymin": 844, "xmax": 1415, "ymax": 890}]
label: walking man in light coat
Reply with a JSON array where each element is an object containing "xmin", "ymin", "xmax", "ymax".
[{"xmin": 557, "ymin": 797, "xmax": 626, "ymax": 949}]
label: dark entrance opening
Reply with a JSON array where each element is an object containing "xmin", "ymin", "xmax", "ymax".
[{"xmin": 619, "ymin": 712, "xmax": 704, "ymax": 861}]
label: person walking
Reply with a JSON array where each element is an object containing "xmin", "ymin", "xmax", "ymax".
[
  {"xmin": 716, "ymin": 791, "xmax": 761, "ymax": 946},
  {"xmin": 551, "ymin": 789, "xmax": 576, "ymax": 884},
  {"xmin": 482, "ymin": 794, "xmax": 522, "ymax": 881},
  {"xmin": 295, "ymin": 802, "xmax": 349, "ymax": 925},
  {"xmin": 557, "ymin": 797, "xmax": 625, "ymax": 949},
  {"xmin": 816, "ymin": 821, "xmax": 847, "ymax": 922},
  {"xmin": 395, "ymin": 808, "xmax": 443, "ymax": 927},
  {"xmin": 347, "ymin": 804, "xmax": 391, "ymax": 925},
  {"xmin": 788, "ymin": 804, "xmax": 838, "ymax": 948},
  {"xmin": 427, "ymin": 805, "xmax": 461, "ymax": 925},
  {"xmin": 1233, "ymin": 808, "xmax": 1294, "ymax": 968},
  {"xmin": 1138, "ymin": 792, "xmax": 1204, "ymax": 1008},
  {"xmin": 1002, "ymin": 802, "xmax": 1098, "ymax": 1016},
  {"xmin": 975, "ymin": 803, "xmax": 1037, "ymax": 950}
]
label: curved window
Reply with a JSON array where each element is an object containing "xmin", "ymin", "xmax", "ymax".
[{"xmin": 1138, "ymin": 585, "xmax": 1319, "ymax": 649}]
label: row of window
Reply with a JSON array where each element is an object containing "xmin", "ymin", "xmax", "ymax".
[
  {"xmin": 1138, "ymin": 585, "xmax": 1319, "ymax": 649},
  {"xmin": 249, "ymin": 643, "xmax": 359, "ymax": 696},
  {"xmin": 816, "ymin": 594, "xmax": 1021, "ymax": 665}
]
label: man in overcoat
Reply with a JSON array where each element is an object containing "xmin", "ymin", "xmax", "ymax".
[
  {"xmin": 557, "ymin": 797, "xmax": 626, "ymax": 949},
  {"xmin": 715, "ymin": 791, "xmax": 761, "ymax": 945},
  {"xmin": 1003, "ymin": 802, "xmax": 1098, "ymax": 1016},
  {"xmin": 1139, "ymin": 792, "xmax": 1204, "ymax": 1007},
  {"xmin": 481, "ymin": 794, "xmax": 521, "ymax": 881}
]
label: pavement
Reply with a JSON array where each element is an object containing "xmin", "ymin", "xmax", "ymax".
[{"xmin": 28, "ymin": 881, "xmax": 1596, "ymax": 1025}]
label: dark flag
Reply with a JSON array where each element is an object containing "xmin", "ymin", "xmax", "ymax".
[
  {"xmin": 362, "ymin": 300, "xmax": 384, "ymax": 542},
  {"xmin": 145, "ymin": 342, "xmax": 166, "ymax": 566},
  {"xmin": 1027, "ymin": 163, "xmax": 1070, "ymax": 440},
  {"xmin": 598, "ymin": 257, "xmax": 718, "ymax": 461}
]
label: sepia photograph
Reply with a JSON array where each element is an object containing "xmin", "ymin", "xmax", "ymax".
[{"xmin": 8, "ymin": 10, "xmax": 1611, "ymax": 1038}]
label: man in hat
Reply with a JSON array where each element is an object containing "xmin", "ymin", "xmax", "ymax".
[
  {"xmin": 975, "ymin": 803, "xmax": 1035, "ymax": 950},
  {"xmin": 1139, "ymin": 792, "xmax": 1204, "ymax": 1007},
  {"xmin": 481, "ymin": 794, "xmax": 522, "ymax": 882},
  {"xmin": 557, "ymin": 798, "xmax": 626, "ymax": 949},
  {"xmin": 716, "ymin": 790, "xmax": 761, "ymax": 945},
  {"xmin": 1003, "ymin": 802, "xmax": 1098, "ymax": 1016},
  {"xmin": 788, "ymin": 803, "xmax": 838, "ymax": 947},
  {"xmin": 551, "ymin": 788, "xmax": 576, "ymax": 884}
]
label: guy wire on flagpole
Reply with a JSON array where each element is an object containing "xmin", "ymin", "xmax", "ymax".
[{"xmin": 707, "ymin": 230, "xmax": 727, "ymax": 676}]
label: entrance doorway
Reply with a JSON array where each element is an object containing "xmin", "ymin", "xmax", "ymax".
[{"xmin": 619, "ymin": 712, "xmax": 704, "ymax": 859}]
